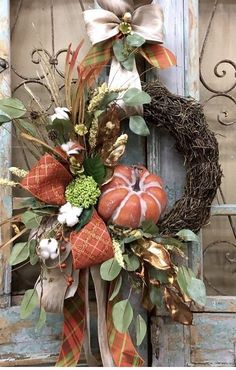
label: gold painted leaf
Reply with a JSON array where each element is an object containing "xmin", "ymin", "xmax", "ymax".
[
  {"xmin": 164, "ymin": 287, "xmax": 193, "ymax": 325},
  {"xmin": 134, "ymin": 240, "xmax": 171, "ymax": 270}
]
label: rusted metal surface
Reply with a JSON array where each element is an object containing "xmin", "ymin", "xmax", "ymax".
[{"xmin": 0, "ymin": 0, "xmax": 11, "ymax": 308}]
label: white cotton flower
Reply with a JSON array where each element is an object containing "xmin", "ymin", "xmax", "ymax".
[
  {"xmin": 58, "ymin": 202, "xmax": 83, "ymax": 227},
  {"xmin": 51, "ymin": 107, "xmax": 70, "ymax": 122},
  {"xmin": 38, "ymin": 238, "xmax": 59, "ymax": 260},
  {"xmin": 61, "ymin": 140, "xmax": 81, "ymax": 156}
]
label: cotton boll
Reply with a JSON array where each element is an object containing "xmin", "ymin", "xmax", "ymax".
[
  {"xmin": 50, "ymin": 252, "xmax": 59, "ymax": 260},
  {"xmin": 72, "ymin": 206, "xmax": 83, "ymax": 217},
  {"xmin": 66, "ymin": 214, "xmax": 79, "ymax": 227},
  {"xmin": 39, "ymin": 239, "xmax": 50, "ymax": 249},
  {"xmin": 47, "ymin": 239, "xmax": 59, "ymax": 253},
  {"xmin": 40, "ymin": 250, "xmax": 50, "ymax": 260},
  {"xmin": 60, "ymin": 202, "xmax": 73, "ymax": 213},
  {"xmin": 57, "ymin": 213, "xmax": 67, "ymax": 225}
]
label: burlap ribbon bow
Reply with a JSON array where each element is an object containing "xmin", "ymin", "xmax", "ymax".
[{"xmin": 83, "ymin": 0, "xmax": 176, "ymax": 113}]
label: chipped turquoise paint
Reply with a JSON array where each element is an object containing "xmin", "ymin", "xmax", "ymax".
[{"xmin": 0, "ymin": 0, "xmax": 12, "ymax": 300}]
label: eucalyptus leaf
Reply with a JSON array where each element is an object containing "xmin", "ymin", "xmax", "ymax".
[
  {"xmin": 13, "ymin": 197, "xmax": 37, "ymax": 210},
  {"xmin": 187, "ymin": 277, "xmax": 206, "ymax": 307},
  {"xmin": 129, "ymin": 116, "xmax": 150, "ymax": 136},
  {"xmin": 84, "ymin": 156, "xmax": 106, "ymax": 185},
  {"xmin": 17, "ymin": 119, "xmax": 38, "ymax": 137},
  {"xmin": 176, "ymin": 266, "xmax": 195, "ymax": 298},
  {"xmin": 142, "ymin": 220, "xmax": 159, "ymax": 236},
  {"xmin": 121, "ymin": 53, "xmax": 135, "ymax": 72},
  {"xmin": 150, "ymin": 286, "xmax": 163, "ymax": 307},
  {"xmin": 47, "ymin": 118, "xmax": 73, "ymax": 143},
  {"xmin": 149, "ymin": 267, "xmax": 169, "ymax": 284},
  {"xmin": 112, "ymin": 299, "xmax": 133, "ymax": 333},
  {"xmin": 0, "ymin": 114, "xmax": 10, "ymax": 125},
  {"xmin": 22, "ymin": 211, "xmax": 43, "ymax": 229},
  {"xmin": 123, "ymin": 88, "xmax": 151, "ymax": 106},
  {"xmin": 113, "ymin": 39, "xmax": 126, "ymax": 62},
  {"xmin": 126, "ymin": 34, "xmax": 145, "ymax": 48},
  {"xmin": 0, "ymin": 97, "xmax": 26, "ymax": 119},
  {"xmin": 75, "ymin": 207, "xmax": 94, "ymax": 232},
  {"xmin": 20, "ymin": 289, "xmax": 39, "ymax": 319},
  {"xmin": 100, "ymin": 258, "xmax": 122, "ymax": 281},
  {"xmin": 9, "ymin": 242, "xmax": 29, "ymax": 266},
  {"xmin": 136, "ymin": 314, "xmax": 147, "ymax": 346},
  {"xmin": 176, "ymin": 229, "xmax": 199, "ymax": 243},
  {"xmin": 29, "ymin": 240, "xmax": 39, "ymax": 266},
  {"xmin": 124, "ymin": 254, "xmax": 140, "ymax": 271},
  {"xmin": 100, "ymin": 92, "xmax": 119, "ymax": 109},
  {"xmin": 36, "ymin": 308, "xmax": 47, "ymax": 330},
  {"xmin": 109, "ymin": 275, "xmax": 123, "ymax": 301}
]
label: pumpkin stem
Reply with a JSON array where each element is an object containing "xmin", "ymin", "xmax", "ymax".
[{"xmin": 133, "ymin": 167, "xmax": 141, "ymax": 191}]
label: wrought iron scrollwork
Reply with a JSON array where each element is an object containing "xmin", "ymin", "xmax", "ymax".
[{"xmin": 200, "ymin": 0, "xmax": 236, "ymax": 126}]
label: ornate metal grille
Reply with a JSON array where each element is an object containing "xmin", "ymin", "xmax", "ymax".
[{"xmin": 200, "ymin": 0, "xmax": 236, "ymax": 295}]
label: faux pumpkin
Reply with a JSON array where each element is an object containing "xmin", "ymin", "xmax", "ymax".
[{"xmin": 98, "ymin": 165, "xmax": 167, "ymax": 229}]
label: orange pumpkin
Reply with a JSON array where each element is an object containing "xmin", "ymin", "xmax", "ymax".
[{"xmin": 98, "ymin": 165, "xmax": 167, "ymax": 229}]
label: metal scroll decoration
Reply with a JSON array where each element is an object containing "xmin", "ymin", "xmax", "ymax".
[{"xmin": 144, "ymin": 81, "xmax": 223, "ymax": 235}]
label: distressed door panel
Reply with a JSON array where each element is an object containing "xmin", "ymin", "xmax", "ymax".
[
  {"xmin": 0, "ymin": 303, "xmax": 100, "ymax": 366},
  {"xmin": 190, "ymin": 314, "xmax": 236, "ymax": 366}
]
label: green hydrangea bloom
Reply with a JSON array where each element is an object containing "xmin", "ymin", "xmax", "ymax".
[{"xmin": 65, "ymin": 176, "xmax": 101, "ymax": 208}]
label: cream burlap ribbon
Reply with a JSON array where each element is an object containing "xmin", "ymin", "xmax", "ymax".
[{"xmin": 83, "ymin": 0, "xmax": 164, "ymax": 114}]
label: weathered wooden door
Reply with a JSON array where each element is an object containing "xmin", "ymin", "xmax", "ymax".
[{"xmin": 152, "ymin": 0, "xmax": 236, "ymax": 366}]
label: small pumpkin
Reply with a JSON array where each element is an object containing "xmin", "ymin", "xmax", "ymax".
[{"xmin": 98, "ymin": 165, "xmax": 167, "ymax": 229}]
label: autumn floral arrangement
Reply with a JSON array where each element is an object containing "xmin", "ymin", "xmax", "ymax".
[{"xmin": 0, "ymin": 0, "xmax": 207, "ymax": 367}]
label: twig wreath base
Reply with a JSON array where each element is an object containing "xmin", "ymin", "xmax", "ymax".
[{"xmin": 144, "ymin": 81, "xmax": 222, "ymax": 235}]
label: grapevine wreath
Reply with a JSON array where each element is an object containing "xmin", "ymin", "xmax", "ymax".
[
  {"xmin": 144, "ymin": 81, "xmax": 222, "ymax": 235},
  {"xmin": 0, "ymin": 0, "xmax": 222, "ymax": 367}
]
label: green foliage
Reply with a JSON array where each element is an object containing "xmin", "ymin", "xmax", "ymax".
[
  {"xmin": 29, "ymin": 240, "xmax": 39, "ymax": 265},
  {"xmin": 13, "ymin": 197, "xmax": 39, "ymax": 210},
  {"xmin": 150, "ymin": 286, "xmax": 163, "ymax": 307},
  {"xmin": 36, "ymin": 308, "xmax": 47, "ymax": 331},
  {"xmin": 129, "ymin": 116, "xmax": 150, "ymax": 136},
  {"xmin": 109, "ymin": 275, "xmax": 123, "ymax": 301},
  {"xmin": 135, "ymin": 314, "xmax": 147, "ymax": 346},
  {"xmin": 9, "ymin": 242, "xmax": 30, "ymax": 266},
  {"xmin": 65, "ymin": 176, "xmax": 101, "ymax": 208},
  {"xmin": 177, "ymin": 266, "xmax": 206, "ymax": 306},
  {"xmin": 75, "ymin": 207, "xmax": 94, "ymax": 232},
  {"xmin": 100, "ymin": 92, "xmax": 119, "ymax": 109},
  {"xmin": 187, "ymin": 277, "xmax": 206, "ymax": 307},
  {"xmin": 83, "ymin": 156, "xmax": 106, "ymax": 185},
  {"xmin": 123, "ymin": 254, "xmax": 140, "ymax": 271},
  {"xmin": 22, "ymin": 211, "xmax": 43, "ymax": 229},
  {"xmin": 113, "ymin": 39, "xmax": 127, "ymax": 62},
  {"xmin": 47, "ymin": 118, "xmax": 73, "ymax": 144},
  {"xmin": 142, "ymin": 220, "xmax": 159, "ymax": 236},
  {"xmin": 0, "ymin": 114, "xmax": 10, "ymax": 125},
  {"xmin": 112, "ymin": 299, "xmax": 133, "ymax": 333},
  {"xmin": 126, "ymin": 34, "xmax": 145, "ymax": 48},
  {"xmin": 0, "ymin": 97, "xmax": 26, "ymax": 120},
  {"xmin": 17, "ymin": 119, "xmax": 38, "ymax": 137},
  {"xmin": 123, "ymin": 88, "xmax": 151, "ymax": 106},
  {"xmin": 149, "ymin": 267, "xmax": 169, "ymax": 284},
  {"xmin": 121, "ymin": 54, "xmax": 135, "ymax": 72},
  {"xmin": 112, "ymin": 39, "xmax": 135, "ymax": 71},
  {"xmin": 176, "ymin": 229, "xmax": 199, "ymax": 243},
  {"xmin": 20, "ymin": 289, "xmax": 39, "ymax": 319},
  {"xmin": 100, "ymin": 258, "xmax": 122, "ymax": 281}
]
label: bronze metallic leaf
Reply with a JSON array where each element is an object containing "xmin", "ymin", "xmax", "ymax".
[{"xmin": 164, "ymin": 287, "xmax": 193, "ymax": 325}]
